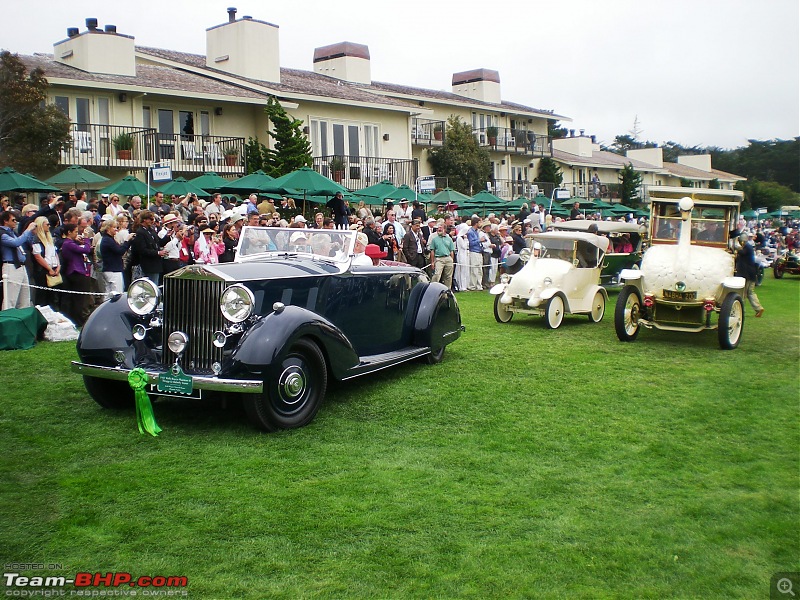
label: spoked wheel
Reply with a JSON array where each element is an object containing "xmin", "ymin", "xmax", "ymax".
[
  {"xmin": 244, "ymin": 338, "xmax": 327, "ymax": 431},
  {"xmin": 718, "ymin": 294, "xmax": 744, "ymax": 350},
  {"xmin": 773, "ymin": 263, "xmax": 784, "ymax": 279},
  {"xmin": 544, "ymin": 294, "xmax": 565, "ymax": 329},
  {"xmin": 493, "ymin": 294, "xmax": 514, "ymax": 323},
  {"xmin": 588, "ymin": 291, "xmax": 605, "ymax": 323},
  {"xmin": 83, "ymin": 376, "xmax": 135, "ymax": 409},
  {"xmin": 615, "ymin": 285, "xmax": 642, "ymax": 342}
]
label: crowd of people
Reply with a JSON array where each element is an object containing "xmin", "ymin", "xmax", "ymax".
[{"xmin": 2, "ymin": 188, "xmax": 798, "ymax": 327}]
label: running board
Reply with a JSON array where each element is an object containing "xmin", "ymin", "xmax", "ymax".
[{"xmin": 341, "ymin": 347, "xmax": 431, "ymax": 380}]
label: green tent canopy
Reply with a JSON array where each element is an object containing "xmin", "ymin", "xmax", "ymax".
[
  {"xmin": 45, "ymin": 165, "xmax": 109, "ymax": 188},
  {"xmin": 98, "ymin": 175, "xmax": 149, "ymax": 197},
  {"xmin": 157, "ymin": 177, "xmax": 210, "ymax": 197},
  {"xmin": 218, "ymin": 170, "xmax": 276, "ymax": 194},
  {"xmin": 187, "ymin": 172, "xmax": 234, "ymax": 194}
]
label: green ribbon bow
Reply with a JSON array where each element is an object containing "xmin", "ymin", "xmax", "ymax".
[{"xmin": 128, "ymin": 368, "xmax": 162, "ymax": 437}]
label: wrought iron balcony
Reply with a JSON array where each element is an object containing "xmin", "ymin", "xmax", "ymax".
[
  {"xmin": 473, "ymin": 127, "xmax": 549, "ymax": 157},
  {"xmin": 411, "ymin": 119, "xmax": 446, "ymax": 146},
  {"xmin": 59, "ymin": 125, "xmax": 245, "ymax": 175},
  {"xmin": 312, "ymin": 155, "xmax": 418, "ymax": 190}
]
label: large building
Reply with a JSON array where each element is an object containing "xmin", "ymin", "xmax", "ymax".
[
  {"xmin": 20, "ymin": 9, "xmax": 565, "ymax": 199},
  {"xmin": 16, "ymin": 8, "xmax": 742, "ymax": 200}
]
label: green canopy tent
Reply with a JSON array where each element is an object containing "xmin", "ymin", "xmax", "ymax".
[
  {"xmin": 187, "ymin": 172, "xmax": 234, "ymax": 194},
  {"xmin": 217, "ymin": 170, "xmax": 276, "ymax": 194},
  {"xmin": 383, "ymin": 184, "xmax": 419, "ymax": 203},
  {"xmin": 0, "ymin": 167, "xmax": 60, "ymax": 193},
  {"xmin": 45, "ymin": 165, "xmax": 109, "ymax": 188},
  {"xmin": 157, "ymin": 177, "xmax": 210, "ymax": 197},
  {"xmin": 460, "ymin": 190, "xmax": 508, "ymax": 217},
  {"xmin": 98, "ymin": 175, "xmax": 150, "ymax": 197},
  {"xmin": 741, "ymin": 209, "xmax": 759, "ymax": 219}
]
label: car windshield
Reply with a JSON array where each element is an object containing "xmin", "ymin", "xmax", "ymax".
[
  {"xmin": 235, "ymin": 227, "xmax": 356, "ymax": 262},
  {"xmin": 532, "ymin": 237, "xmax": 575, "ymax": 262}
]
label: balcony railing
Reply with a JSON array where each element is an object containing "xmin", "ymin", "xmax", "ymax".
[
  {"xmin": 60, "ymin": 125, "xmax": 245, "ymax": 175},
  {"xmin": 312, "ymin": 155, "xmax": 418, "ymax": 190},
  {"xmin": 474, "ymin": 127, "xmax": 549, "ymax": 157},
  {"xmin": 411, "ymin": 118, "xmax": 446, "ymax": 146},
  {"xmin": 486, "ymin": 179, "xmax": 556, "ymax": 200}
]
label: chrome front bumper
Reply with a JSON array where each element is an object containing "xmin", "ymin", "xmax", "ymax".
[{"xmin": 71, "ymin": 361, "xmax": 264, "ymax": 394}]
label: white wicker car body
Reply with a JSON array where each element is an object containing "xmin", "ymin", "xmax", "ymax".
[
  {"xmin": 490, "ymin": 231, "xmax": 609, "ymax": 329},
  {"xmin": 615, "ymin": 187, "xmax": 746, "ymax": 349}
]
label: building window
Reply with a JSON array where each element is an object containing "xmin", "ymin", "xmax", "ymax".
[
  {"xmin": 158, "ymin": 109, "xmax": 174, "ymax": 159},
  {"xmin": 54, "ymin": 96, "xmax": 69, "ymax": 117},
  {"xmin": 200, "ymin": 111, "xmax": 210, "ymax": 137},
  {"xmin": 76, "ymin": 97, "xmax": 90, "ymax": 132},
  {"xmin": 179, "ymin": 110, "xmax": 194, "ymax": 140}
]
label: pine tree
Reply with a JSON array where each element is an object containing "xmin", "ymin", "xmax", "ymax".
[
  {"xmin": 535, "ymin": 157, "xmax": 563, "ymax": 186},
  {"xmin": 263, "ymin": 96, "xmax": 312, "ymax": 177},
  {"xmin": 427, "ymin": 115, "xmax": 490, "ymax": 195},
  {"xmin": 619, "ymin": 163, "xmax": 643, "ymax": 206},
  {"xmin": 244, "ymin": 136, "xmax": 268, "ymax": 174},
  {"xmin": 0, "ymin": 51, "xmax": 71, "ymax": 173}
]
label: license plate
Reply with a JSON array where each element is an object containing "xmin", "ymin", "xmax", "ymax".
[
  {"xmin": 156, "ymin": 365, "xmax": 194, "ymax": 395},
  {"xmin": 662, "ymin": 289, "xmax": 697, "ymax": 301}
]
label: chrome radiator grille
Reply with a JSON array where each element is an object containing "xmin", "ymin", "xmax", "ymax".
[{"xmin": 161, "ymin": 275, "xmax": 226, "ymax": 371}]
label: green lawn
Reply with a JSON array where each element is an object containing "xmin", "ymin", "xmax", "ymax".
[{"xmin": 1, "ymin": 276, "xmax": 798, "ymax": 598}]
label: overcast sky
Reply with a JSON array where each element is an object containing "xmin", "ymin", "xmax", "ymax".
[{"xmin": 3, "ymin": 0, "xmax": 798, "ymax": 150}]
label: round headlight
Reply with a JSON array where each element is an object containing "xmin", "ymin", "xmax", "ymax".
[
  {"xmin": 127, "ymin": 278, "xmax": 160, "ymax": 315},
  {"xmin": 167, "ymin": 331, "xmax": 189, "ymax": 355},
  {"xmin": 543, "ymin": 277, "xmax": 553, "ymax": 286},
  {"xmin": 500, "ymin": 274, "xmax": 510, "ymax": 284},
  {"xmin": 220, "ymin": 285, "xmax": 255, "ymax": 323}
]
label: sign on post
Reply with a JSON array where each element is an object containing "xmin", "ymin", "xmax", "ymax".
[
  {"xmin": 151, "ymin": 165, "xmax": 172, "ymax": 183},
  {"xmin": 418, "ymin": 176, "xmax": 436, "ymax": 193}
]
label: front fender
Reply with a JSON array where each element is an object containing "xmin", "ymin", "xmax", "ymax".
[
  {"xmin": 412, "ymin": 283, "xmax": 462, "ymax": 352},
  {"xmin": 76, "ymin": 294, "xmax": 156, "ymax": 369},
  {"xmin": 230, "ymin": 306, "xmax": 360, "ymax": 381},
  {"xmin": 722, "ymin": 276, "xmax": 746, "ymax": 290},
  {"xmin": 619, "ymin": 268, "xmax": 642, "ymax": 282},
  {"xmin": 538, "ymin": 287, "xmax": 561, "ymax": 301}
]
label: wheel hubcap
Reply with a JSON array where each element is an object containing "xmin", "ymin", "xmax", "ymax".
[{"xmin": 280, "ymin": 368, "xmax": 306, "ymax": 403}]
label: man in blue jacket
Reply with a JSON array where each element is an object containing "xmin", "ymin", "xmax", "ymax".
[{"xmin": 1, "ymin": 210, "xmax": 36, "ymax": 309}]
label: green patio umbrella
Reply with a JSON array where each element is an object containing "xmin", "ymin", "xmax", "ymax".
[
  {"xmin": 218, "ymin": 170, "xmax": 276, "ymax": 194},
  {"xmin": 0, "ymin": 167, "xmax": 60, "ymax": 193},
  {"xmin": 355, "ymin": 179, "xmax": 398, "ymax": 201},
  {"xmin": 187, "ymin": 172, "xmax": 233, "ymax": 194},
  {"xmin": 45, "ymin": 165, "xmax": 109, "ymax": 188},
  {"xmin": 384, "ymin": 185, "xmax": 421, "ymax": 203},
  {"xmin": 741, "ymin": 210, "xmax": 759, "ymax": 219},
  {"xmin": 157, "ymin": 177, "xmax": 210, "ymax": 197},
  {"xmin": 262, "ymin": 167, "xmax": 346, "ymax": 198},
  {"xmin": 350, "ymin": 193, "xmax": 387, "ymax": 206},
  {"xmin": 98, "ymin": 175, "xmax": 150, "ymax": 197},
  {"xmin": 431, "ymin": 187, "xmax": 471, "ymax": 206}
]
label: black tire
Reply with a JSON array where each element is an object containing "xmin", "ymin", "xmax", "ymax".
[
  {"xmin": 773, "ymin": 263, "xmax": 784, "ymax": 279},
  {"xmin": 244, "ymin": 338, "xmax": 327, "ymax": 432},
  {"xmin": 588, "ymin": 291, "xmax": 605, "ymax": 323},
  {"xmin": 493, "ymin": 294, "xmax": 513, "ymax": 323},
  {"xmin": 615, "ymin": 285, "xmax": 642, "ymax": 342},
  {"xmin": 423, "ymin": 346, "xmax": 446, "ymax": 365},
  {"xmin": 83, "ymin": 375, "xmax": 135, "ymax": 409},
  {"xmin": 544, "ymin": 294, "xmax": 565, "ymax": 329},
  {"xmin": 718, "ymin": 293, "xmax": 744, "ymax": 350}
]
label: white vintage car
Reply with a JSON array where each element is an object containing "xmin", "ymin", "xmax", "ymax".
[
  {"xmin": 490, "ymin": 231, "xmax": 609, "ymax": 328},
  {"xmin": 615, "ymin": 187, "xmax": 746, "ymax": 349}
]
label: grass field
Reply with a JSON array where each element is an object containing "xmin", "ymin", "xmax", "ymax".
[{"xmin": 1, "ymin": 276, "xmax": 798, "ymax": 598}]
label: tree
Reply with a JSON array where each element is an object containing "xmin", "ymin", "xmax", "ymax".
[
  {"xmin": 427, "ymin": 115, "xmax": 491, "ymax": 195},
  {"xmin": 263, "ymin": 96, "xmax": 312, "ymax": 177},
  {"xmin": 547, "ymin": 120, "xmax": 568, "ymax": 140},
  {"xmin": 244, "ymin": 136, "xmax": 269, "ymax": 174},
  {"xmin": 535, "ymin": 156, "xmax": 563, "ymax": 187},
  {"xmin": 0, "ymin": 51, "xmax": 71, "ymax": 174},
  {"xmin": 618, "ymin": 162, "xmax": 643, "ymax": 206},
  {"xmin": 738, "ymin": 179, "xmax": 800, "ymax": 212}
]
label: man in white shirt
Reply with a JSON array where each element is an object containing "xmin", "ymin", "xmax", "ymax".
[
  {"xmin": 382, "ymin": 210, "xmax": 405, "ymax": 244},
  {"xmin": 205, "ymin": 193, "xmax": 224, "ymax": 219},
  {"xmin": 395, "ymin": 199, "xmax": 413, "ymax": 225}
]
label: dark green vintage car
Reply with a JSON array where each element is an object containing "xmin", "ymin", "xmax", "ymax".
[{"xmin": 552, "ymin": 219, "xmax": 647, "ymax": 286}]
